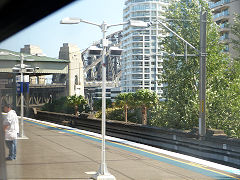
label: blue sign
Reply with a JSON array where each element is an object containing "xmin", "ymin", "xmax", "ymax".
[
  {"xmin": 16, "ymin": 82, "xmax": 29, "ymax": 94},
  {"xmin": 16, "ymin": 82, "xmax": 23, "ymax": 94},
  {"xmin": 24, "ymin": 82, "xmax": 30, "ymax": 93}
]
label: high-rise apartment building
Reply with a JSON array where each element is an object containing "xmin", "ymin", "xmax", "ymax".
[
  {"xmin": 121, "ymin": 0, "xmax": 169, "ymax": 96},
  {"xmin": 209, "ymin": 0, "xmax": 240, "ymax": 58}
]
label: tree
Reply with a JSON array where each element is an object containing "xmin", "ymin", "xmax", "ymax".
[
  {"xmin": 155, "ymin": 0, "xmax": 240, "ymax": 137},
  {"xmin": 92, "ymin": 98, "xmax": 112, "ymax": 111},
  {"xmin": 115, "ymin": 93, "xmax": 134, "ymax": 122},
  {"xmin": 42, "ymin": 97, "xmax": 75, "ymax": 114},
  {"xmin": 133, "ymin": 89, "xmax": 158, "ymax": 125},
  {"xmin": 231, "ymin": 13, "xmax": 240, "ymax": 61},
  {"xmin": 67, "ymin": 95, "xmax": 87, "ymax": 116}
]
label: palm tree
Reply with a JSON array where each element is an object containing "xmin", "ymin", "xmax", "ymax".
[
  {"xmin": 133, "ymin": 89, "xmax": 158, "ymax": 125},
  {"xmin": 67, "ymin": 95, "xmax": 87, "ymax": 116},
  {"xmin": 115, "ymin": 93, "xmax": 133, "ymax": 122}
]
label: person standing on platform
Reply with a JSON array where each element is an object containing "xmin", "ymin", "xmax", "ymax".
[{"xmin": 3, "ymin": 104, "xmax": 19, "ymax": 160}]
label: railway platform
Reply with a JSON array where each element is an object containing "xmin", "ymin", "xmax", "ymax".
[{"xmin": 5, "ymin": 118, "xmax": 240, "ymax": 180}]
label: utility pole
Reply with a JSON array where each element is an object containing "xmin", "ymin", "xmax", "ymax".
[{"xmin": 199, "ymin": 11, "xmax": 207, "ymax": 138}]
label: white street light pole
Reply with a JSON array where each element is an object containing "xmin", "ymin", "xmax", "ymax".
[
  {"xmin": 19, "ymin": 53, "xmax": 25, "ymax": 138},
  {"xmin": 99, "ymin": 21, "xmax": 109, "ymax": 178},
  {"xmin": 60, "ymin": 18, "xmax": 147, "ymax": 180}
]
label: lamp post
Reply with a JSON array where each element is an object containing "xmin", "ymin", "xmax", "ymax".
[
  {"xmin": 0, "ymin": 51, "xmax": 35, "ymax": 139},
  {"xmin": 60, "ymin": 18, "xmax": 147, "ymax": 180}
]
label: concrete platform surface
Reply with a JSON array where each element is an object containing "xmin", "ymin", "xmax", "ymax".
[{"xmin": 5, "ymin": 119, "xmax": 240, "ymax": 180}]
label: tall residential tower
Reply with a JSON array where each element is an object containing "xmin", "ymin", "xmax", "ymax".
[
  {"xmin": 209, "ymin": 0, "xmax": 240, "ymax": 58},
  {"xmin": 121, "ymin": 0, "xmax": 169, "ymax": 96}
]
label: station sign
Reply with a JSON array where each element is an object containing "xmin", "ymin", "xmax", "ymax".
[{"xmin": 16, "ymin": 75, "xmax": 30, "ymax": 94}]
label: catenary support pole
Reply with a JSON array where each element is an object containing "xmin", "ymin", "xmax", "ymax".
[{"xmin": 199, "ymin": 11, "xmax": 207, "ymax": 137}]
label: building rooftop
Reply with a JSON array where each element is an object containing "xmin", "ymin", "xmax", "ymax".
[{"xmin": 0, "ymin": 49, "xmax": 69, "ymax": 63}]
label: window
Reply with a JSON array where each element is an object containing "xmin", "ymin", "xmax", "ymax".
[
  {"xmin": 151, "ymin": 55, "xmax": 156, "ymax": 59},
  {"xmin": 151, "ymin": 42, "xmax": 156, "ymax": 47},
  {"xmin": 151, "ymin": 11, "xmax": 157, "ymax": 16},
  {"xmin": 151, "ymin": 3, "xmax": 157, "ymax": 10},
  {"xmin": 133, "ymin": 55, "xmax": 143, "ymax": 60},
  {"xmin": 145, "ymin": 49, "xmax": 150, "ymax": 54},
  {"xmin": 145, "ymin": 55, "xmax": 150, "ymax": 60},
  {"xmin": 151, "ymin": 30, "xmax": 156, "ymax": 35},
  {"xmin": 144, "ymin": 74, "xmax": 150, "ymax": 79},
  {"xmin": 145, "ymin": 36, "xmax": 150, "ymax": 41},
  {"xmin": 132, "ymin": 74, "xmax": 143, "ymax": 79},
  {"xmin": 158, "ymin": 62, "xmax": 163, "ymax": 66},
  {"xmin": 151, "ymin": 49, "xmax": 156, "ymax": 53},
  {"xmin": 145, "ymin": 68, "xmax": 150, "ymax": 72},
  {"xmin": 151, "ymin": 36, "xmax": 156, "ymax": 40},
  {"xmin": 133, "ymin": 49, "xmax": 143, "ymax": 54},
  {"xmin": 145, "ymin": 81, "xmax": 150, "ymax": 85},
  {"xmin": 144, "ymin": 42, "xmax": 150, "ymax": 47},
  {"xmin": 133, "ymin": 36, "xmax": 143, "ymax": 41}
]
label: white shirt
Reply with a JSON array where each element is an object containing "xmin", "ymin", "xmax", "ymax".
[{"xmin": 3, "ymin": 110, "xmax": 19, "ymax": 140}]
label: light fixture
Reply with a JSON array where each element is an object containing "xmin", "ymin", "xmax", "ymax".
[
  {"xmin": 129, "ymin": 20, "xmax": 150, "ymax": 27},
  {"xmin": 109, "ymin": 47, "xmax": 123, "ymax": 56},
  {"xmin": 88, "ymin": 46, "xmax": 102, "ymax": 56},
  {"xmin": 60, "ymin": 17, "xmax": 81, "ymax": 24},
  {"xmin": 12, "ymin": 67, "xmax": 20, "ymax": 73}
]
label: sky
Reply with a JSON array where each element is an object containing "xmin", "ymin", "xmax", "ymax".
[{"xmin": 0, "ymin": 0, "xmax": 125, "ymax": 58}]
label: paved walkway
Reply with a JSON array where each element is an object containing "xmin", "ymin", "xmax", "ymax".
[{"xmin": 5, "ymin": 119, "xmax": 240, "ymax": 180}]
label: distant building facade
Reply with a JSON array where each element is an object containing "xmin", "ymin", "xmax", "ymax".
[
  {"xmin": 20, "ymin": 44, "xmax": 45, "ymax": 56},
  {"xmin": 58, "ymin": 43, "xmax": 84, "ymax": 96},
  {"xmin": 121, "ymin": 0, "xmax": 169, "ymax": 96},
  {"xmin": 209, "ymin": 0, "xmax": 240, "ymax": 58},
  {"xmin": 20, "ymin": 45, "xmax": 46, "ymax": 85},
  {"xmin": 82, "ymin": 31, "xmax": 123, "ymax": 103}
]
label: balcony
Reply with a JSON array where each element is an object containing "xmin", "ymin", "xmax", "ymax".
[
  {"xmin": 213, "ymin": 9, "xmax": 229, "ymax": 21},
  {"xmin": 210, "ymin": 0, "xmax": 230, "ymax": 9},
  {"xmin": 219, "ymin": 22, "xmax": 230, "ymax": 32},
  {"xmin": 220, "ymin": 33, "xmax": 229, "ymax": 41}
]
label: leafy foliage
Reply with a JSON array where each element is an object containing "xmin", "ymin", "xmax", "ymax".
[
  {"xmin": 133, "ymin": 89, "xmax": 159, "ymax": 125},
  {"xmin": 115, "ymin": 92, "xmax": 134, "ymax": 122},
  {"xmin": 42, "ymin": 97, "xmax": 73, "ymax": 114},
  {"xmin": 67, "ymin": 95, "xmax": 87, "ymax": 116},
  {"xmin": 95, "ymin": 107, "xmax": 142, "ymax": 124},
  {"xmin": 109, "ymin": 90, "xmax": 158, "ymax": 125},
  {"xmin": 42, "ymin": 96, "xmax": 88, "ymax": 116},
  {"xmin": 92, "ymin": 98, "xmax": 113, "ymax": 111},
  {"xmin": 152, "ymin": 0, "xmax": 240, "ymax": 138}
]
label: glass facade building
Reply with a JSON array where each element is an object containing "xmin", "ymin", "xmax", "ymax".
[{"xmin": 121, "ymin": 0, "xmax": 169, "ymax": 96}]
